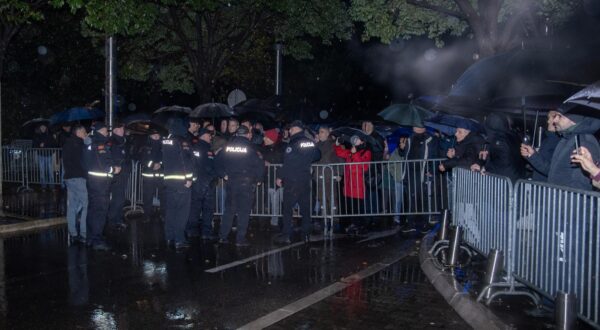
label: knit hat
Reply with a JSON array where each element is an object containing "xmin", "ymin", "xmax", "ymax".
[{"xmin": 263, "ymin": 128, "xmax": 279, "ymax": 144}]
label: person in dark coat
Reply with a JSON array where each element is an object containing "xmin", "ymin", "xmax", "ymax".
[
  {"xmin": 63, "ymin": 125, "xmax": 88, "ymax": 244},
  {"xmin": 106, "ymin": 123, "xmax": 129, "ymax": 230},
  {"xmin": 84, "ymin": 123, "xmax": 117, "ymax": 251},
  {"xmin": 140, "ymin": 132, "xmax": 163, "ymax": 219},
  {"xmin": 33, "ymin": 124, "xmax": 57, "ymax": 189},
  {"xmin": 313, "ymin": 125, "xmax": 343, "ymax": 220},
  {"xmin": 215, "ymin": 126, "xmax": 265, "ymax": 246},
  {"xmin": 275, "ymin": 121, "xmax": 321, "ymax": 244},
  {"xmin": 396, "ymin": 126, "xmax": 440, "ymax": 234},
  {"xmin": 438, "ymin": 126, "xmax": 485, "ymax": 173},
  {"xmin": 520, "ymin": 110, "xmax": 560, "ymax": 182},
  {"xmin": 523, "ymin": 112, "xmax": 600, "ymax": 191},
  {"xmin": 56, "ymin": 124, "xmax": 72, "ymax": 147},
  {"xmin": 471, "ymin": 113, "xmax": 526, "ymax": 182},
  {"xmin": 186, "ymin": 128, "xmax": 218, "ymax": 240},
  {"xmin": 260, "ymin": 128, "xmax": 284, "ymax": 230}
]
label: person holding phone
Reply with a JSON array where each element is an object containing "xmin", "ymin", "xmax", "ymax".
[
  {"xmin": 527, "ymin": 111, "xmax": 600, "ymax": 191},
  {"xmin": 520, "ymin": 110, "xmax": 561, "ymax": 182}
]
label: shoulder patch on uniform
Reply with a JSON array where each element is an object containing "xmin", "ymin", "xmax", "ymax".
[
  {"xmin": 286, "ymin": 146, "xmax": 292, "ymax": 153},
  {"xmin": 193, "ymin": 151, "xmax": 200, "ymax": 157}
]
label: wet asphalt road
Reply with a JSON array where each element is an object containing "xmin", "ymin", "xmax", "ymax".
[{"xmin": 0, "ymin": 190, "xmax": 468, "ymax": 329}]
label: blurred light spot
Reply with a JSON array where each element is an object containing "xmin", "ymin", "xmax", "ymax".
[
  {"xmin": 424, "ymin": 49, "xmax": 437, "ymax": 62},
  {"xmin": 37, "ymin": 46, "xmax": 47, "ymax": 56},
  {"xmin": 319, "ymin": 110, "xmax": 329, "ymax": 120},
  {"xmin": 472, "ymin": 53, "xmax": 480, "ymax": 60},
  {"xmin": 91, "ymin": 308, "xmax": 117, "ymax": 329}
]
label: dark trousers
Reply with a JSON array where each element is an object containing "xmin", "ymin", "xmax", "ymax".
[
  {"xmin": 186, "ymin": 180, "xmax": 216, "ymax": 236},
  {"xmin": 344, "ymin": 197, "xmax": 366, "ymax": 227},
  {"xmin": 142, "ymin": 175, "xmax": 162, "ymax": 217},
  {"xmin": 282, "ymin": 180, "xmax": 312, "ymax": 239},
  {"xmin": 219, "ymin": 180, "xmax": 254, "ymax": 241},
  {"xmin": 107, "ymin": 170, "xmax": 129, "ymax": 225},
  {"xmin": 86, "ymin": 177, "xmax": 111, "ymax": 245},
  {"xmin": 163, "ymin": 182, "xmax": 191, "ymax": 243}
]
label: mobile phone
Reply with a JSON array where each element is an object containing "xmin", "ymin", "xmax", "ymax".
[{"xmin": 575, "ymin": 135, "xmax": 581, "ymax": 155}]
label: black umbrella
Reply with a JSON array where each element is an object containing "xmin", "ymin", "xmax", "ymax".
[
  {"xmin": 190, "ymin": 103, "xmax": 235, "ymax": 118},
  {"xmin": 425, "ymin": 113, "xmax": 485, "ymax": 135},
  {"xmin": 123, "ymin": 113, "xmax": 167, "ymax": 135},
  {"xmin": 378, "ymin": 103, "xmax": 434, "ymax": 127},
  {"xmin": 564, "ymin": 81, "xmax": 600, "ymax": 114},
  {"xmin": 153, "ymin": 105, "xmax": 192, "ymax": 115},
  {"xmin": 330, "ymin": 127, "xmax": 377, "ymax": 147},
  {"xmin": 238, "ymin": 111, "xmax": 278, "ymax": 130},
  {"xmin": 22, "ymin": 118, "xmax": 50, "ymax": 137}
]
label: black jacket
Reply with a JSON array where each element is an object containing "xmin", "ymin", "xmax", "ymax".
[
  {"xmin": 278, "ymin": 132, "xmax": 321, "ymax": 183},
  {"xmin": 259, "ymin": 143, "xmax": 284, "ymax": 188},
  {"xmin": 84, "ymin": 134, "xmax": 114, "ymax": 177},
  {"xmin": 108, "ymin": 134, "xmax": 127, "ymax": 168},
  {"xmin": 369, "ymin": 131, "xmax": 385, "ymax": 161},
  {"xmin": 62, "ymin": 135, "xmax": 86, "ymax": 179},
  {"xmin": 527, "ymin": 131, "xmax": 560, "ymax": 182},
  {"xmin": 479, "ymin": 114, "xmax": 526, "ymax": 182},
  {"xmin": 442, "ymin": 132, "xmax": 485, "ymax": 170},
  {"xmin": 531, "ymin": 120, "xmax": 600, "ymax": 190},
  {"xmin": 191, "ymin": 140, "xmax": 217, "ymax": 184},
  {"xmin": 215, "ymin": 136, "xmax": 265, "ymax": 182},
  {"xmin": 140, "ymin": 138, "xmax": 162, "ymax": 175},
  {"xmin": 33, "ymin": 132, "xmax": 55, "ymax": 149},
  {"xmin": 161, "ymin": 134, "xmax": 194, "ymax": 184}
]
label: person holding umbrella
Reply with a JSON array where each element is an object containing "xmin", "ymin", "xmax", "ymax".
[{"xmin": 33, "ymin": 124, "xmax": 57, "ymax": 190}]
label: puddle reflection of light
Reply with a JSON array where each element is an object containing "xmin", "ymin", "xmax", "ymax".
[
  {"xmin": 143, "ymin": 260, "xmax": 167, "ymax": 286},
  {"xmin": 91, "ymin": 307, "xmax": 117, "ymax": 330}
]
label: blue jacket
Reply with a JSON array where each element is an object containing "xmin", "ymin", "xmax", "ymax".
[
  {"xmin": 215, "ymin": 136, "xmax": 265, "ymax": 182},
  {"xmin": 279, "ymin": 132, "xmax": 321, "ymax": 183}
]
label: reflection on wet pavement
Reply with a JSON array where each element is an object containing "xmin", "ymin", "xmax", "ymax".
[
  {"xmin": 0, "ymin": 211, "xmax": 466, "ymax": 329},
  {"xmin": 268, "ymin": 258, "xmax": 468, "ymax": 330},
  {"xmin": 3, "ymin": 190, "xmax": 65, "ymax": 219}
]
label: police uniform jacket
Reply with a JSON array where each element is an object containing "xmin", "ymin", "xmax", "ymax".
[
  {"xmin": 141, "ymin": 138, "xmax": 162, "ymax": 177},
  {"xmin": 191, "ymin": 140, "xmax": 217, "ymax": 183},
  {"xmin": 279, "ymin": 132, "xmax": 321, "ymax": 183},
  {"xmin": 215, "ymin": 136, "xmax": 264, "ymax": 183},
  {"xmin": 108, "ymin": 134, "xmax": 127, "ymax": 169},
  {"xmin": 84, "ymin": 134, "xmax": 115, "ymax": 179},
  {"xmin": 161, "ymin": 134, "xmax": 193, "ymax": 183}
]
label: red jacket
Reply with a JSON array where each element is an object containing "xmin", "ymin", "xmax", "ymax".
[{"xmin": 334, "ymin": 145, "xmax": 372, "ymax": 199}]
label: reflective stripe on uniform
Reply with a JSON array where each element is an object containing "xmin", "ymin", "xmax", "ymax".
[
  {"xmin": 142, "ymin": 173, "xmax": 154, "ymax": 178},
  {"xmin": 164, "ymin": 175, "xmax": 187, "ymax": 180},
  {"xmin": 88, "ymin": 171, "xmax": 113, "ymax": 178},
  {"xmin": 185, "ymin": 173, "xmax": 193, "ymax": 179},
  {"xmin": 147, "ymin": 161, "xmax": 153, "ymax": 167}
]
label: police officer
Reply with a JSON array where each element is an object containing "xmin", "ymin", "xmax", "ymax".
[
  {"xmin": 215, "ymin": 126, "xmax": 265, "ymax": 246},
  {"xmin": 141, "ymin": 131, "xmax": 163, "ymax": 219},
  {"xmin": 107, "ymin": 122, "xmax": 129, "ymax": 231},
  {"xmin": 162, "ymin": 118, "xmax": 194, "ymax": 250},
  {"xmin": 187, "ymin": 127, "xmax": 218, "ymax": 240},
  {"xmin": 84, "ymin": 123, "xmax": 119, "ymax": 251},
  {"xmin": 275, "ymin": 121, "xmax": 321, "ymax": 244}
]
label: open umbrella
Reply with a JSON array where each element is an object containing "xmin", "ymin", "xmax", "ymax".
[
  {"xmin": 50, "ymin": 107, "xmax": 104, "ymax": 125},
  {"xmin": 22, "ymin": 118, "xmax": 50, "ymax": 137},
  {"xmin": 153, "ymin": 105, "xmax": 191, "ymax": 115},
  {"xmin": 190, "ymin": 103, "xmax": 235, "ymax": 118},
  {"xmin": 378, "ymin": 103, "xmax": 434, "ymax": 127},
  {"xmin": 238, "ymin": 111, "xmax": 278, "ymax": 129},
  {"xmin": 123, "ymin": 113, "xmax": 167, "ymax": 135},
  {"xmin": 425, "ymin": 113, "xmax": 484, "ymax": 135},
  {"xmin": 564, "ymin": 81, "xmax": 600, "ymax": 115},
  {"xmin": 330, "ymin": 127, "xmax": 377, "ymax": 147}
]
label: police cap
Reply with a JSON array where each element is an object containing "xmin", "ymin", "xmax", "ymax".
[{"xmin": 235, "ymin": 126, "xmax": 250, "ymax": 136}]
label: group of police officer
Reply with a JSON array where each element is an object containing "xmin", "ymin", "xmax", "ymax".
[{"xmin": 83, "ymin": 116, "xmax": 321, "ymax": 251}]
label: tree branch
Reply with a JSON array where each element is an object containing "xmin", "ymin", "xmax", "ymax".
[{"xmin": 406, "ymin": 0, "xmax": 466, "ymax": 20}]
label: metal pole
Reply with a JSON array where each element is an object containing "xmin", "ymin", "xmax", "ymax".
[
  {"xmin": 555, "ymin": 291, "xmax": 577, "ymax": 330},
  {"xmin": 448, "ymin": 226, "xmax": 462, "ymax": 267},
  {"xmin": 0, "ymin": 80, "xmax": 3, "ymax": 215},
  {"xmin": 275, "ymin": 43, "xmax": 283, "ymax": 96},
  {"xmin": 438, "ymin": 209, "xmax": 450, "ymax": 241},
  {"xmin": 482, "ymin": 249, "xmax": 504, "ymax": 300},
  {"xmin": 105, "ymin": 36, "xmax": 116, "ymax": 131}
]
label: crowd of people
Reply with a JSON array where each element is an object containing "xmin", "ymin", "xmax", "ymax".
[{"xmin": 26, "ymin": 105, "xmax": 600, "ymax": 251}]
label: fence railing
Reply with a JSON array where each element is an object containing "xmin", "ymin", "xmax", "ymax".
[
  {"xmin": 2, "ymin": 147, "xmax": 63, "ymax": 190},
  {"xmin": 451, "ymin": 167, "xmax": 600, "ymax": 328}
]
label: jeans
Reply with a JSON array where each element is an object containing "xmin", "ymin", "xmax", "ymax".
[
  {"xmin": 394, "ymin": 181, "xmax": 404, "ymax": 221},
  {"xmin": 268, "ymin": 187, "xmax": 283, "ymax": 226},
  {"xmin": 38, "ymin": 154, "xmax": 53, "ymax": 188},
  {"xmin": 65, "ymin": 178, "xmax": 88, "ymax": 238}
]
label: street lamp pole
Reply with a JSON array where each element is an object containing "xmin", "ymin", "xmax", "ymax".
[
  {"xmin": 275, "ymin": 43, "xmax": 283, "ymax": 96},
  {"xmin": 105, "ymin": 36, "xmax": 116, "ymax": 131}
]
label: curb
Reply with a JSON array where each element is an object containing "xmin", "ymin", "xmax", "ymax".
[
  {"xmin": 419, "ymin": 233, "xmax": 512, "ymax": 330},
  {"xmin": 0, "ymin": 217, "xmax": 66, "ymax": 237}
]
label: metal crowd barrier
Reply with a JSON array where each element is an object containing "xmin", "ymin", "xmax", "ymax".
[
  {"xmin": 513, "ymin": 180, "xmax": 599, "ymax": 327},
  {"xmin": 450, "ymin": 168, "xmax": 599, "ymax": 328},
  {"xmin": 1, "ymin": 147, "xmax": 63, "ymax": 190},
  {"xmin": 2, "ymin": 147, "xmax": 27, "ymax": 191}
]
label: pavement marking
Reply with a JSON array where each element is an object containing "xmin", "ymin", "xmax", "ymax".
[
  {"xmin": 0, "ymin": 216, "xmax": 66, "ymax": 237},
  {"xmin": 237, "ymin": 249, "xmax": 411, "ymax": 330},
  {"xmin": 205, "ymin": 241, "xmax": 306, "ymax": 273},
  {"xmin": 355, "ymin": 227, "xmax": 400, "ymax": 244},
  {"xmin": 205, "ymin": 234, "xmax": 346, "ymax": 274}
]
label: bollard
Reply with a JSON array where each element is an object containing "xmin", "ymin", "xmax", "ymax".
[
  {"xmin": 438, "ymin": 209, "xmax": 450, "ymax": 241},
  {"xmin": 447, "ymin": 226, "xmax": 462, "ymax": 267},
  {"xmin": 555, "ymin": 291, "xmax": 577, "ymax": 330},
  {"xmin": 482, "ymin": 249, "xmax": 504, "ymax": 300}
]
